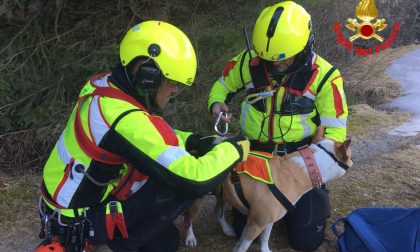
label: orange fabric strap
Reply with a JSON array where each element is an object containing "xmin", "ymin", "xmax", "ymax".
[{"xmin": 74, "ymin": 85, "xmax": 147, "ymax": 165}]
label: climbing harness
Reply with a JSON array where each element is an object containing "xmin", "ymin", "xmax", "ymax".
[
  {"xmin": 273, "ymin": 143, "xmax": 287, "ymax": 156},
  {"xmin": 214, "ymin": 111, "xmax": 229, "ymax": 136},
  {"xmin": 35, "ymin": 183, "xmax": 94, "ymax": 252}
]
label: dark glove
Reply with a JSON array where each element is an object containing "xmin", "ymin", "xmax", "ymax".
[
  {"xmin": 223, "ymin": 134, "xmax": 250, "ymax": 161},
  {"xmin": 186, "ymin": 134, "xmax": 222, "ymax": 157}
]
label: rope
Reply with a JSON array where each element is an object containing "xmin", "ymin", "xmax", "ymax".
[{"xmin": 245, "ymin": 90, "xmax": 274, "ymax": 104}]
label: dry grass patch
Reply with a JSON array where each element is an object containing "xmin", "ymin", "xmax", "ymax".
[
  {"xmin": 348, "ymin": 103, "xmax": 410, "ymax": 139},
  {"xmin": 0, "ymin": 175, "xmax": 40, "ymax": 251}
]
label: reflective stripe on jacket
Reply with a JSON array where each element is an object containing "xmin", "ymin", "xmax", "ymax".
[
  {"xmin": 208, "ymin": 50, "xmax": 348, "ymax": 143},
  {"xmin": 43, "ymin": 73, "xmax": 243, "ymax": 216}
]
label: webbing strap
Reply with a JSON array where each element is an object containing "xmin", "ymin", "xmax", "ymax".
[
  {"xmin": 316, "ymin": 66, "xmax": 337, "ymax": 94},
  {"xmin": 298, "ymin": 146, "xmax": 323, "ymax": 189},
  {"xmin": 74, "ymin": 86, "xmax": 147, "ymax": 165},
  {"xmin": 267, "ymin": 184, "xmax": 295, "ymax": 212},
  {"xmin": 41, "ymin": 180, "xmax": 64, "ymax": 209},
  {"xmin": 239, "ymin": 50, "xmax": 249, "ymax": 86},
  {"xmin": 74, "ymin": 97, "xmax": 124, "ymax": 164},
  {"xmin": 347, "ymin": 213, "xmax": 388, "ymax": 252},
  {"xmin": 92, "ymin": 87, "xmax": 147, "ymax": 111},
  {"xmin": 230, "ymin": 171, "xmax": 250, "ymax": 209}
]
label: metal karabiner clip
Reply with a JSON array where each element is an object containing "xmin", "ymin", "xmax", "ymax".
[{"xmin": 214, "ymin": 111, "xmax": 229, "ymax": 136}]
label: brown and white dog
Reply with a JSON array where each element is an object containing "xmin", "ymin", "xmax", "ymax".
[{"xmin": 183, "ymin": 127, "xmax": 352, "ymax": 252}]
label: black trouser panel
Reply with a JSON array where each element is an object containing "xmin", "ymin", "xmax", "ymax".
[{"xmin": 88, "ymin": 179, "xmax": 194, "ymax": 251}]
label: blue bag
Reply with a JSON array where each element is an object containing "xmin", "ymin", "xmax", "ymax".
[{"xmin": 331, "ymin": 207, "xmax": 420, "ymax": 252}]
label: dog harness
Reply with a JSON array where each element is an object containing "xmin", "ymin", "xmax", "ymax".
[{"xmin": 231, "ymin": 151, "xmax": 295, "ymax": 211}]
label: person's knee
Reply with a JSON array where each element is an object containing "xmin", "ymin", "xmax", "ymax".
[
  {"xmin": 284, "ymin": 188, "xmax": 330, "ymax": 251},
  {"xmin": 138, "ymin": 223, "xmax": 180, "ymax": 252},
  {"xmin": 288, "ymin": 218, "xmax": 326, "ymax": 251}
]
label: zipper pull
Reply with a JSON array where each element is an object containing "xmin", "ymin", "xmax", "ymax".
[{"xmin": 65, "ymin": 158, "xmax": 75, "ymax": 180}]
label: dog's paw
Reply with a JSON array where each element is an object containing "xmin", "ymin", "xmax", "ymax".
[
  {"xmin": 221, "ymin": 224, "xmax": 236, "ymax": 237},
  {"xmin": 260, "ymin": 240, "xmax": 272, "ymax": 252},
  {"xmin": 185, "ymin": 235, "xmax": 198, "ymax": 248}
]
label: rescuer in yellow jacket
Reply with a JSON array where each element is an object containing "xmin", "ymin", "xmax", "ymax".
[
  {"xmin": 208, "ymin": 2, "xmax": 348, "ymax": 250},
  {"xmin": 37, "ymin": 21, "xmax": 249, "ymax": 252}
]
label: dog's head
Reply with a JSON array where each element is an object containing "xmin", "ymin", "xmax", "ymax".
[{"xmin": 312, "ymin": 126, "xmax": 353, "ymax": 170}]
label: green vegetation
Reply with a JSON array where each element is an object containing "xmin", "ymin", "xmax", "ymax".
[
  {"xmin": 0, "ymin": 0, "xmax": 417, "ymax": 175},
  {"xmin": 0, "ymin": 1, "xmax": 419, "ymax": 250}
]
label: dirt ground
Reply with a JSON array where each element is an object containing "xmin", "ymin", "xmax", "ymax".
[{"xmin": 1, "ymin": 46, "xmax": 419, "ymax": 251}]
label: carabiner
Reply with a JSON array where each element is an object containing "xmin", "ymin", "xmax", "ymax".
[
  {"xmin": 214, "ymin": 111, "xmax": 229, "ymax": 136},
  {"xmin": 43, "ymin": 213, "xmax": 51, "ymax": 240}
]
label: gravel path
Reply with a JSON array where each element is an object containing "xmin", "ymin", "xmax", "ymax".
[{"xmin": 352, "ymin": 133, "xmax": 420, "ymax": 164}]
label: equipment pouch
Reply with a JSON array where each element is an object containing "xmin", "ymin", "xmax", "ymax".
[
  {"xmin": 112, "ymin": 164, "xmax": 148, "ymax": 201},
  {"xmin": 105, "ymin": 201, "xmax": 128, "ymax": 240},
  {"xmin": 279, "ymin": 94, "xmax": 315, "ymax": 115}
]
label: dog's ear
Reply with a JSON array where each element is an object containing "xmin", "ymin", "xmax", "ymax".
[
  {"xmin": 334, "ymin": 140, "xmax": 353, "ymax": 166},
  {"xmin": 343, "ymin": 138, "xmax": 352, "ymax": 149},
  {"xmin": 312, "ymin": 126, "xmax": 325, "ymax": 143},
  {"xmin": 335, "ymin": 139, "xmax": 351, "ymax": 152},
  {"xmin": 338, "ymin": 139, "xmax": 353, "ymax": 168}
]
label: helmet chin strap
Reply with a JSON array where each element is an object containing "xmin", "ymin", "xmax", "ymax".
[{"xmin": 124, "ymin": 67, "xmax": 136, "ymax": 87}]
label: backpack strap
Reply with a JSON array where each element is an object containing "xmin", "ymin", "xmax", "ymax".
[
  {"xmin": 316, "ymin": 66, "xmax": 337, "ymax": 94},
  {"xmin": 239, "ymin": 50, "xmax": 249, "ymax": 86},
  {"xmin": 312, "ymin": 66, "xmax": 337, "ymax": 126},
  {"xmin": 347, "ymin": 212, "xmax": 388, "ymax": 252}
]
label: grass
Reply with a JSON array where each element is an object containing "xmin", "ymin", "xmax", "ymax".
[
  {"xmin": 347, "ymin": 104, "xmax": 410, "ymax": 139},
  {"xmin": 0, "ymin": 175, "xmax": 40, "ymax": 250},
  {"xmin": 1, "ymin": 1, "xmax": 418, "ymax": 175}
]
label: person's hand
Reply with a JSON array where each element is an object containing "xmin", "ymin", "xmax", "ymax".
[
  {"xmin": 223, "ymin": 134, "xmax": 250, "ymax": 161},
  {"xmin": 186, "ymin": 134, "xmax": 225, "ymax": 157},
  {"xmin": 211, "ymin": 102, "xmax": 233, "ymax": 124}
]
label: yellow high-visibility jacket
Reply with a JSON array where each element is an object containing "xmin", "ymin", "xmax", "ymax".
[
  {"xmin": 42, "ymin": 73, "xmax": 243, "ymax": 217},
  {"xmin": 208, "ymin": 50, "xmax": 348, "ymax": 143}
]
